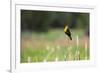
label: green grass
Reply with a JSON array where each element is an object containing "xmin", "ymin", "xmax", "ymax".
[{"xmin": 21, "ymin": 29, "xmax": 90, "ymax": 63}]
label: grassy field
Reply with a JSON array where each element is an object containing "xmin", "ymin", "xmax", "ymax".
[{"xmin": 21, "ymin": 29, "xmax": 90, "ymax": 63}]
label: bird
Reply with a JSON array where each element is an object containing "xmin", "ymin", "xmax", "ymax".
[{"xmin": 64, "ymin": 25, "xmax": 72, "ymax": 40}]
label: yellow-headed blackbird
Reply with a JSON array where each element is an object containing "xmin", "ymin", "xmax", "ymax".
[{"xmin": 64, "ymin": 25, "xmax": 72, "ymax": 40}]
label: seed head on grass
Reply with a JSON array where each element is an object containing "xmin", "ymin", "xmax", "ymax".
[
  {"xmin": 85, "ymin": 56, "xmax": 87, "ymax": 60},
  {"xmin": 76, "ymin": 35, "xmax": 79, "ymax": 48},
  {"xmin": 77, "ymin": 50, "xmax": 80, "ymax": 60},
  {"xmin": 43, "ymin": 59, "xmax": 47, "ymax": 62},
  {"xmin": 46, "ymin": 45, "xmax": 50, "ymax": 51},
  {"xmin": 27, "ymin": 56, "xmax": 31, "ymax": 63},
  {"xmin": 55, "ymin": 57, "xmax": 58, "ymax": 62},
  {"xmin": 56, "ymin": 45, "xmax": 60, "ymax": 50},
  {"xmin": 64, "ymin": 55, "xmax": 67, "ymax": 61},
  {"xmin": 75, "ymin": 50, "xmax": 80, "ymax": 60}
]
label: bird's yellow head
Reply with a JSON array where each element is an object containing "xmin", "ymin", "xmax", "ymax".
[{"xmin": 64, "ymin": 25, "xmax": 68, "ymax": 32}]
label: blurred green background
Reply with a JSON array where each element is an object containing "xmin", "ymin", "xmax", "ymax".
[{"xmin": 21, "ymin": 10, "xmax": 90, "ymax": 63}]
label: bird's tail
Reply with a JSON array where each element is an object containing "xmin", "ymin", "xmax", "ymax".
[{"xmin": 69, "ymin": 36, "xmax": 72, "ymax": 40}]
